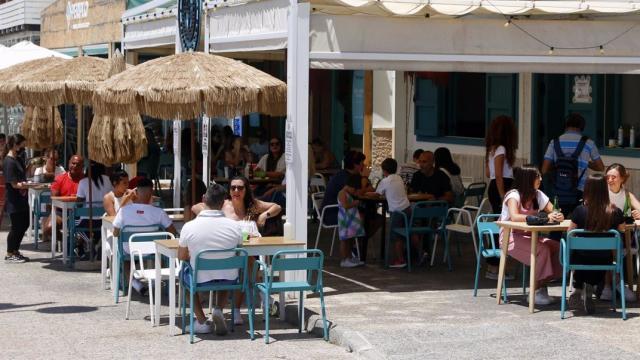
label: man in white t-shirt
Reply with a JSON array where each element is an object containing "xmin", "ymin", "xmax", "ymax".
[
  {"xmin": 112, "ymin": 178, "xmax": 176, "ymax": 238},
  {"xmin": 178, "ymin": 183, "xmax": 242, "ymax": 335}
]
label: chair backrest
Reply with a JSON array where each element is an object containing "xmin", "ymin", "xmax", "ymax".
[
  {"xmin": 311, "ymin": 192, "xmax": 325, "ymax": 218},
  {"xmin": 270, "ymin": 249, "xmax": 324, "ymax": 289},
  {"xmin": 476, "ymin": 214, "xmax": 500, "ymax": 252},
  {"xmin": 464, "ymin": 182, "xmax": 487, "ymax": 207},
  {"xmin": 193, "ymin": 248, "xmax": 248, "ymax": 289},
  {"xmin": 119, "ymin": 224, "xmax": 164, "ymax": 255},
  {"xmin": 411, "ymin": 201, "xmax": 448, "ymax": 228},
  {"xmin": 566, "ymin": 229, "xmax": 622, "ymax": 252},
  {"xmin": 36, "ymin": 190, "xmax": 52, "ymax": 215},
  {"xmin": 73, "ymin": 202, "xmax": 106, "ymax": 219},
  {"xmin": 129, "ymin": 231, "xmax": 175, "ymax": 258},
  {"xmin": 310, "ymin": 173, "xmax": 327, "ymax": 193}
]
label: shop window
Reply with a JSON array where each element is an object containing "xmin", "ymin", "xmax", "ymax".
[{"xmin": 415, "ymin": 73, "xmax": 517, "ymax": 143}]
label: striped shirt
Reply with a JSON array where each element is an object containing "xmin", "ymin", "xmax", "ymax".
[{"xmin": 543, "ymin": 130, "xmax": 601, "ymax": 191}]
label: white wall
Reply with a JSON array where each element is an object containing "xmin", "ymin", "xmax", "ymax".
[{"xmin": 372, "ymin": 70, "xmax": 394, "ymax": 129}]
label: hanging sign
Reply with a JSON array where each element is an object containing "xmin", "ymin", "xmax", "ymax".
[
  {"xmin": 285, "ymin": 121, "xmax": 294, "ymax": 165},
  {"xmin": 202, "ymin": 117, "xmax": 209, "ymax": 154},
  {"xmin": 173, "ymin": 121, "xmax": 180, "ymax": 153},
  {"xmin": 572, "ymin": 75, "xmax": 592, "ymax": 104}
]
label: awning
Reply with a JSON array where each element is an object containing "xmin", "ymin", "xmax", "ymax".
[
  {"xmin": 310, "ymin": 0, "xmax": 640, "ymax": 17},
  {"xmin": 206, "ymin": 0, "xmax": 289, "ymax": 53},
  {"xmin": 82, "ymin": 44, "xmax": 110, "ymax": 56},
  {"xmin": 123, "ymin": 16, "xmax": 176, "ymax": 50}
]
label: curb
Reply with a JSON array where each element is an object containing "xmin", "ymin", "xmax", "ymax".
[{"xmin": 284, "ymin": 303, "xmax": 386, "ymax": 359}]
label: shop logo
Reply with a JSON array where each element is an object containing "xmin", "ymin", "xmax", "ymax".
[
  {"xmin": 66, "ymin": 1, "xmax": 89, "ymax": 30},
  {"xmin": 178, "ymin": 0, "xmax": 200, "ymax": 52}
]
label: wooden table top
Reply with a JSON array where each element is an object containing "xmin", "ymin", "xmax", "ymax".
[
  {"xmin": 154, "ymin": 236, "xmax": 306, "ymax": 250},
  {"xmin": 496, "ymin": 219, "xmax": 571, "ymax": 232},
  {"xmin": 24, "ymin": 182, "xmax": 51, "ymax": 190},
  {"xmin": 51, "ymin": 196, "xmax": 78, "ymax": 202}
]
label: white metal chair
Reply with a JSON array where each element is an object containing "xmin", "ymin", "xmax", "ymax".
[
  {"xmin": 443, "ymin": 198, "xmax": 492, "ymax": 262},
  {"xmin": 310, "ymin": 173, "xmax": 327, "ymax": 193},
  {"xmin": 312, "ymin": 192, "xmax": 338, "ymax": 256},
  {"xmin": 125, "ymin": 232, "xmax": 180, "ymax": 326}
]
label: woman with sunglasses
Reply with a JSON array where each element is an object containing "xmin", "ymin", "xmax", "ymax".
[{"xmin": 255, "ymin": 137, "xmax": 286, "ymax": 179}]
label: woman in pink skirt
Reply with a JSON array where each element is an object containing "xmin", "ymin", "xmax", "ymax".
[{"xmin": 499, "ymin": 166, "xmax": 564, "ymax": 305}]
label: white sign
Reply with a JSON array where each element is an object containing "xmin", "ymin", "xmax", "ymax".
[
  {"xmin": 173, "ymin": 121, "xmax": 180, "ymax": 153},
  {"xmin": 285, "ymin": 121, "xmax": 294, "ymax": 165},
  {"xmin": 66, "ymin": 1, "xmax": 89, "ymax": 29},
  {"xmin": 572, "ymin": 75, "xmax": 592, "ymax": 104}
]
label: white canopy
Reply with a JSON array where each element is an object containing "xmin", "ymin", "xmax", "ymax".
[
  {"xmin": 0, "ymin": 41, "xmax": 71, "ymax": 70},
  {"xmin": 311, "ymin": 0, "xmax": 640, "ymax": 17}
]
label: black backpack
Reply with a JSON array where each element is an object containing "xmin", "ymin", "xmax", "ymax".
[{"xmin": 552, "ymin": 135, "xmax": 588, "ymax": 206}]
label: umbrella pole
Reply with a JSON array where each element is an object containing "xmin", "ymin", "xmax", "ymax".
[
  {"xmin": 85, "ymin": 106, "xmax": 94, "ymax": 262},
  {"xmin": 190, "ymin": 120, "xmax": 196, "ymax": 208},
  {"xmin": 51, "ymin": 107, "xmax": 55, "ymax": 151}
]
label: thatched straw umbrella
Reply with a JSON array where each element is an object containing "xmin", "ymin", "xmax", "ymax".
[
  {"xmin": 0, "ymin": 57, "xmax": 68, "ymax": 106},
  {"xmin": 88, "ymin": 112, "xmax": 147, "ymax": 166},
  {"xmin": 93, "ymin": 51, "xmax": 287, "ymax": 205},
  {"xmin": 21, "ymin": 106, "xmax": 63, "ymax": 150}
]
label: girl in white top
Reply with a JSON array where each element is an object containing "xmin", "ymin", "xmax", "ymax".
[
  {"xmin": 103, "ymin": 170, "xmax": 135, "ymax": 216},
  {"xmin": 606, "ymin": 163, "xmax": 640, "ymax": 220},
  {"xmin": 499, "ymin": 166, "xmax": 564, "ymax": 305},
  {"xmin": 33, "ymin": 148, "xmax": 65, "ymax": 182},
  {"xmin": 76, "ymin": 162, "xmax": 113, "ymax": 219}
]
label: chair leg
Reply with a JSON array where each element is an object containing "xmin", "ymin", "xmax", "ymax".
[
  {"xmin": 470, "ymin": 231, "xmax": 478, "ymax": 258},
  {"xmin": 522, "ymin": 265, "xmax": 528, "ymax": 295},
  {"xmin": 430, "ymin": 234, "xmax": 438, "ymax": 267},
  {"xmin": 208, "ymin": 291, "xmax": 213, "ymax": 320},
  {"xmin": 473, "ymin": 252, "xmax": 482, "ymax": 297},
  {"xmin": 444, "ymin": 231, "xmax": 452, "ymax": 271},
  {"xmin": 148, "ymin": 278, "xmax": 155, "ymax": 326},
  {"xmin": 248, "ymin": 288, "xmax": 255, "ymax": 340},
  {"xmin": 298, "ymin": 291, "xmax": 304, "ymax": 333},
  {"xmin": 354, "ymin": 239, "xmax": 361, "ymax": 261},
  {"xmin": 181, "ymin": 284, "xmax": 187, "ymax": 335},
  {"xmin": 230, "ymin": 292, "xmax": 236, "ymax": 333},
  {"xmin": 620, "ymin": 270, "xmax": 627, "ymax": 320},
  {"xmin": 34, "ymin": 215, "xmax": 39, "ymax": 249},
  {"xmin": 314, "ymin": 226, "xmax": 322, "ymax": 250},
  {"xmin": 329, "ymin": 228, "xmax": 337, "ymax": 257},
  {"xmin": 250, "ymin": 288, "xmax": 256, "ymax": 340},
  {"xmin": 189, "ymin": 290, "xmax": 195, "ymax": 344},
  {"xmin": 319, "ymin": 289, "xmax": 329, "ymax": 341},
  {"xmin": 561, "ymin": 267, "xmax": 567, "ymax": 319},
  {"xmin": 612, "ymin": 271, "xmax": 617, "ymax": 310},
  {"xmin": 405, "ymin": 233, "xmax": 412, "ymax": 272},
  {"xmin": 125, "ymin": 268, "xmax": 134, "ymax": 320},
  {"xmin": 264, "ymin": 291, "xmax": 270, "ymax": 344}
]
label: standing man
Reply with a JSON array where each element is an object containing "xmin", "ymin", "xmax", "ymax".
[
  {"xmin": 410, "ymin": 151, "xmax": 454, "ymax": 205},
  {"xmin": 178, "ymin": 184, "xmax": 242, "ymax": 335},
  {"xmin": 542, "ymin": 113, "xmax": 604, "ymax": 216}
]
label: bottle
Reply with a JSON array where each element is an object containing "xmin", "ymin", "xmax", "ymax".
[
  {"xmin": 630, "ymin": 126, "xmax": 636, "ymax": 148},
  {"xmin": 618, "ymin": 125, "xmax": 624, "ymax": 147},
  {"xmin": 553, "ymin": 196, "xmax": 559, "ymax": 211},
  {"xmin": 624, "ymin": 193, "xmax": 631, "ymax": 218},
  {"xmin": 244, "ymin": 163, "xmax": 250, "ymax": 178},
  {"xmin": 283, "ymin": 221, "xmax": 293, "ymax": 240}
]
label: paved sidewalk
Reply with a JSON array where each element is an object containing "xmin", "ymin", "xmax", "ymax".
[
  {"xmin": 307, "ymin": 227, "xmax": 640, "ymax": 359},
  {"xmin": 0, "ymin": 232, "xmax": 353, "ymax": 359}
]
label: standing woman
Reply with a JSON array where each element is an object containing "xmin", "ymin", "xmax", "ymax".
[
  {"xmin": 4, "ymin": 134, "xmax": 30, "ymax": 263},
  {"xmin": 485, "ymin": 115, "xmax": 517, "ymax": 213},
  {"xmin": 484, "ymin": 116, "xmax": 517, "ymax": 279}
]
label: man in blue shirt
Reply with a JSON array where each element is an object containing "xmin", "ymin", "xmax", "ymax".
[{"xmin": 541, "ymin": 113, "xmax": 604, "ymax": 215}]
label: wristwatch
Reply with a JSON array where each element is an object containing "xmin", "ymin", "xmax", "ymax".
[{"xmin": 266, "ymin": 212, "xmax": 271, "ymax": 218}]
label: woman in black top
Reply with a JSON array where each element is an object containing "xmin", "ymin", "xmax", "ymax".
[
  {"xmin": 4, "ymin": 134, "xmax": 30, "ymax": 263},
  {"xmin": 567, "ymin": 174, "xmax": 625, "ymax": 313}
]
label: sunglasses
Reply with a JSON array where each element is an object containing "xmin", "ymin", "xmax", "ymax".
[
  {"xmin": 270, "ymin": 141, "xmax": 280, "ymax": 145},
  {"xmin": 230, "ymin": 185, "xmax": 245, "ymax": 191}
]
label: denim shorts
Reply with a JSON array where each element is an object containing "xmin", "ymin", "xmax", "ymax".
[{"xmin": 181, "ymin": 265, "xmax": 238, "ymax": 287}]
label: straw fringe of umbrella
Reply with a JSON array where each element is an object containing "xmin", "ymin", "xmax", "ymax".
[
  {"xmin": 93, "ymin": 52, "xmax": 287, "ymax": 120},
  {"xmin": 88, "ymin": 112, "xmax": 147, "ymax": 165},
  {"xmin": 0, "ymin": 57, "xmax": 68, "ymax": 106},
  {"xmin": 20, "ymin": 106, "xmax": 63, "ymax": 150}
]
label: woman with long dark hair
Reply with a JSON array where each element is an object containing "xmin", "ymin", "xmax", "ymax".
[
  {"xmin": 499, "ymin": 166, "xmax": 564, "ymax": 305},
  {"xmin": 75, "ymin": 161, "xmax": 113, "ymax": 260},
  {"xmin": 255, "ymin": 137, "xmax": 285, "ymax": 179},
  {"xmin": 434, "ymin": 147, "xmax": 464, "ymax": 199},
  {"xmin": 486, "ymin": 115, "xmax": 517, "ymax": 213},
  {"xmin": 567, "ymin": 174, "xmax": 627, "ymax": 313},
  {"xmin": 4, "ymin": 134, "xmax": 30, "ymax": 263}
]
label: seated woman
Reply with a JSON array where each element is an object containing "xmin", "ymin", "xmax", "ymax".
[
  {"xmin": 434, "ymin": 147, "xmax": 464, "ymax": 203},
  {"xmin": 255, "ymin": 137, "xmax": 285, "ymax": 179},
  {"xmin": 103, "ymin": 170, "xmax": 135, "ymax": 217},
  {"xmin": 606, "ymin": 163, "xmax": 640, "ymax": 220},
  {"xmin": 311, "ymin": 138, "xmax": 337, "ymax": 171},
  {"xmin": 224, "ymin": 136, "xmax": 252, "ymax": 170},
  {"xmin": 567, "ymin": 174, "xmax": 626, "ymax": 314},
  {"xmin": 499, "ymin": 166, "xmax": 564, "ymax": 305},
  {"xmin": 33, "ymin": 148, "xmax": 65, "ymax": 182}
]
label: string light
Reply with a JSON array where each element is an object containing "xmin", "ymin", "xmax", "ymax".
[
  {"xmin": 504, "ymin": 17, "xmax": 512, "ymax": 28},
  {"xmin": 600, "ymin": 45, "xmax": 605, "ymax": 55},
  {"xmin": 548, "ymin": 47, "xmax": 554, "ymax": 55}
]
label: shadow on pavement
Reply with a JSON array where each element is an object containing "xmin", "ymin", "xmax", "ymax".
[
  {"xmin": 0, "ymin": 302, "xmax": 55, "ymax": 311},
  {"xmin": 36, "ymin": 305, "xmax": 99, "ymax": 314}
]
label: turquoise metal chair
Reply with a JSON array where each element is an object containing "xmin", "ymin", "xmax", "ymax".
[
  {"xmin": 69, "ymin": 202, "xmax": 106, "ymax": 265},
  {"xmin": 473, "ymin": 214, "xmax": 527, "ymax": 302},
  {"xmin": 560, "ymin": 229, "xmax": 626, "ymax": 320},
  {"xmin": 33, "ymin": 190, "xmax": 51, "ymax": 249},
  {"xmin": 251, "ymin": 249, "xmax": 328, "ymax": 344},
  {"xmin": 388, "ymin": 201, "xmax": 449, "ymax": 272},
  {"xmin": 114, "ymin": 224, "xmax": 163, "ymax": 303},
  {"xmin": 463, "ymin": 182, "xmax": 487, "ymax": 207},
  {"xmin": 180, "ymin": 248, "xmax": 253, "ymax": 344}
]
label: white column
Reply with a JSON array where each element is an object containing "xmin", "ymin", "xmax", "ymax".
[
  {"xmin": 172, "ymin": 121, "xmax": 182, "ymax": 208},
  {"xmin": 202, "ymin": 116, "xmax": 211, "ymax": 185},
  {"xmin": 284, "ymin": 1, "xmax": 310, "ymax": 242}
]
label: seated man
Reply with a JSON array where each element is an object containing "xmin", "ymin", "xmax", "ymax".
[
  {"xmin": 112, "ymin": 178, "xmax": 177, "ymax": 238},
  {"xmin": 44, "ymin": 155, "xmax": 85, "ymax": 239},
  {"xmin": 410, "ymin": 150, "xmax": 454, "ymax": 205},
  {"xmin": 178, "ymin": 184, "xmax": 242, "ymax": 335}
]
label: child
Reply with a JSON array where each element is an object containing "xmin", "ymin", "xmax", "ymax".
[
  {"xmin": 375, "ymin": 158, "xmax": 418, "ymax": 268},
  {"xmin": 337, "ymin": 173, "xmax": 366, "ymax": 268}
]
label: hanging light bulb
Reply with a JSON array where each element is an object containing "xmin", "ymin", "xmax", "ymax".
[
  {"xmin": 548, "ymin": 47, "xmax": 554, "ymax": 55},
  {"xmin": 599, "ymin": 45, "xmax": 605, "ymax": 55},
  {"xmin": 504, "ymin": 18, "xmax": 512, "ymax": 27}
]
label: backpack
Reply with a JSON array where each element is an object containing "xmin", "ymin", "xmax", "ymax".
[{"xmin": 552, "ymin": 135, "xmax": 588, "ymax": 206}]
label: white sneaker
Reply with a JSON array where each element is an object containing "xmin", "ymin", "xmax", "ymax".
[
  {"xmin": 600, "ymin": 286, "xmax": 612, "ymax": 301},
  {"xmin": 351, "ymin": 255, "xmax": 365, "ymax": 266},
  {"xmin": 340, "ymin": 258, "xmax": 360, "ymax": 268},
  {"xmin": 233, "ymin": 308, "xmax": 244, "ymax": 325},
  {"xmin": 212, "ymin": 309, "xmax": 227, "ymax": 336},
  {"xmin": 534, "ymin": 288, "xmax": 553, "ymax": 305},
  {"xmin": 193, "ymin": 319, "xmax": 212, "ymax": 334}
]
